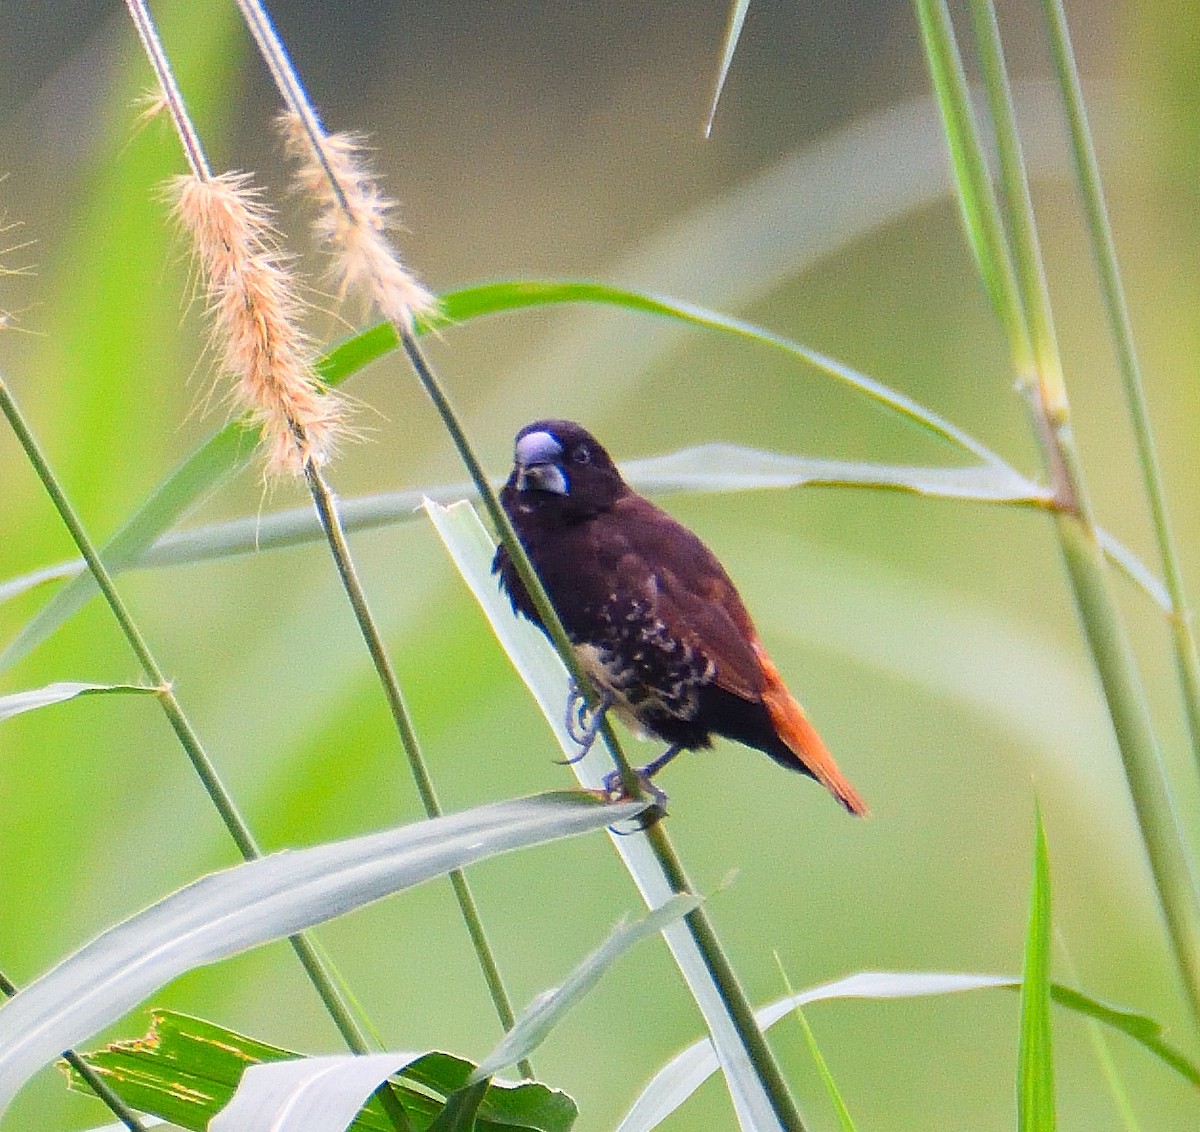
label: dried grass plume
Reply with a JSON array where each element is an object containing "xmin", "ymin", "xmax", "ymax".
[
  {"xmin": 280, "ymin": 111, "xmax": 437, "ymax": 330},
  {"xmin": 168, "ymin": 172, "xmax": 343, "ymax": 475}
]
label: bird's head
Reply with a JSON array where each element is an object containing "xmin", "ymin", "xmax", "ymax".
[{"xmin": 504, "ymin": 420, "xmax": 626, "ymax": 518}]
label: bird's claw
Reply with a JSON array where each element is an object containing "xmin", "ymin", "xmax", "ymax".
[
  {"xmin": 600, "ymin": 767, "xmax": 669, "ymax": 833},
  {"xmin": 559, "ymin": 681, "xmax": 610, "ymax": 764}
]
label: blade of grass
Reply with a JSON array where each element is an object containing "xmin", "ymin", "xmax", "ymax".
[
  {"xmin": 0, "ymin": 682, "xmax": 161, "ymax": 723},
  {"xmin": 912, "ymin": 0, "xmax": 1031, "ymax": 374},
  {"xmin": 0, "ymin": 279, "xmax": 1031, "ymax": 672},
  {"xmin": 773, "ymin": 955, "xmax": 857, "ymax": 1132},
  {"xmin": 1018, "ymin": 806, "xmax": 1055, "ymax": 1131},
  {"xmin": 614, "ymin": 970, "xmax": 1198, "ymax": 1132},
  {"xmin": 470, "ymin": 894, "xmax": 701, "ymax": 1081},
  {"xmin": 705, "ymin": 0, "xmax": 753, "ymax": 137}
]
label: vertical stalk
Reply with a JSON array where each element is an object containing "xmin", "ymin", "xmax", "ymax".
[
  {"xmin": 1038, "ymin": 0, "xmax": 1200, "ymax": 770},
  {"xmin": 303, "ymin": 462, "xmax": 532, "ymax": 1079},
  {"xmin": 0, "ymin": 375, "xmax": 391, "ymax": 1076},
  {"xmin": 958, "ymin": 0, "xmax": 1200, "ymax": 1027}
]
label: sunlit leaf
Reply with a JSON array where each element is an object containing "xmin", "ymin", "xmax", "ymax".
[{"xmin": 0, "ymin": 793, "xmax": 640, "ymax": 1118}]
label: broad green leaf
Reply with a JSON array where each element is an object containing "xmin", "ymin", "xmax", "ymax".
[
  {"xmin": 705, "ymin": 0, "xmax": 753, "ymax": 137},
  {"xmin": 68, "ymin": 1012, "xmax": 575, "ymax": 1132},
  {"xmin": 0, "ymin": 792, "xmax": 640, "ymax": 1117},
  {"xmin": 613, "ymin": 971, "xmax": 1198, "ymax": 1132},
  {"xmin": 1019, "ymin": 808, "xmax": 1056, "ymax": 1130},
  {"xmin": 0, "ymin": 681, "xmax": 159, "ymax": 723},
  {"xmin": 423, "ymin": 499, "xmax": 783, "ymax": 1132},
  {"xmin": 471, "ymin": 894, "xmax": 701, "ymax": 1082}
]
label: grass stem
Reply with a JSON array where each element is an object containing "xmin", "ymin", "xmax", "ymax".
[
  {"xmin": 1038, "ymin": 0, "xmax": 1200, "ymax": 772},
  {"xmin": 303, "ymin": 460, "xmax": 532, "ymax": 1078}
]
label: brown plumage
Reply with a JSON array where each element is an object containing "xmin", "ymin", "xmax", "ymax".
[{"xmin": 493, "ymin": 419, "xmax": 867, "ymax": 816}]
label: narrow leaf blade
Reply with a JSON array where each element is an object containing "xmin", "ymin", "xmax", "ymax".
[
  {"xmin": 1018, "ymin": 808, "xmax": 1056, "ymax": 1130},
  {"xmin": 472, "ymin": 894, "xmax": 701, "ymax": 1081},
  {"xmin": 614, "ymin": 970, "xmax": 1193, "ymax": 1132},
  {"xmin": 705, "ymin": 0, "xmax": 753, "ymax": 137}
]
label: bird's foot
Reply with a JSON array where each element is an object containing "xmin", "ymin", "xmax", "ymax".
[
  {"xmin": 559, "ymin": 681, "xmax": 611, "ymax": 764},
  {"xmin": 600, "ymin": 765, "xmax": 670, "ymax": 833}
]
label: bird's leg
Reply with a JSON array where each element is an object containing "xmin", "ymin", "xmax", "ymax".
[
  {"xmin": 600, "ymin": 743, "xmax": 681, "ymax": 831},
  {"xmin": 559, "ymin": 680, "xmax": 612, "ymax": 764}
]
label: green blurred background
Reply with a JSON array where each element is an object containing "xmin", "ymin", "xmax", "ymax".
[{"xmin": 2, "ymin": 0, "xmax": 1199, "ymax": 1128}]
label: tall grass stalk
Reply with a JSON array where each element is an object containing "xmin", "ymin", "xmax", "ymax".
[
  {"xmin": 235, "ymin": 4, "xmax": 812, "ymax": 1124},
  {"xmin": 0, "ymin": 373, "xmax": 381, "ymax": 1065},
  {"xmin": 920, "ymin": 0, "xmax": 1200, "ymax": 1027},
  {"xmin": 1037, "ymin": 0, "xmax": 1200, "ymax": 770}
]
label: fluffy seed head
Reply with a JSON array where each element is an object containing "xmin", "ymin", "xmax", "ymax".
[
  {"xmin": 280, "ymin": 112, "xmax": 437, "ymax": 330},
  {"xmin": 168, "ymin": 172, "xmax": 343, "ymax": 475}
]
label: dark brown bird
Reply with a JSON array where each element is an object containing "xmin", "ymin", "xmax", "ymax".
[{"xmin": 493, "ymin": 419, "xmax": 867, "ymax": 816}]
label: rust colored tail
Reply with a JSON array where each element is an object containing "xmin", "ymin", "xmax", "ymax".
[{"xmin": 753, "ymin": 643, "xmax": 868, "ymax": 816}]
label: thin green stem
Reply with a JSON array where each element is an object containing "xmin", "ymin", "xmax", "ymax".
[
  {"xmin": 950, "ymin": 1, "xmax": 1200, "ymax": 1027},
  {"xmin": 303, "ymin": 461, "xmax": 532, "ymax": 1079},
  {"xmin": 0, "ymin": 971, "xmax": 149, "ymax": 1131},
  {"xmin": 1038, "ymin": 0, "xmax": 1200, "ymax": 772},
  {"xmin": 0, "ymin": 375, "xmax": 385, "ymax": 1066}
]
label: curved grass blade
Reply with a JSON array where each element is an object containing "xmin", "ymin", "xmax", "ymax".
[
  {"xmin": 1, "ymin": 449, "xmax": 1046, "ymax": 589},
  {"xmin": 705, "ymin": 0, "xmax": 753, "ymax": 137},
  {"xmin": 613, "ymin": 971, "xmax": 1198, "ymax": 1132},
  {"xmin": 1018, "ymin": 806, "xmax": 1055, "ymax": 1130},
  {"xmin": 0, "ymin": 682, "xmax": 160, "ymax": 723},
  {"xmin": 0, "ymin": 792, "xmax": 641, "ymax": 1118},
  {"xmin": 0, "ymin": 277, "xmax": 1023, "ymax": 672},
  {"xmin": 470, "ymin": 894, "xmax": 701, "ymax": 1082}
]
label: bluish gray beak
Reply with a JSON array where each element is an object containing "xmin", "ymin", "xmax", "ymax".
[{"xmin": 515, "ymin": 431, "xmax": 568, "ymax": 494}]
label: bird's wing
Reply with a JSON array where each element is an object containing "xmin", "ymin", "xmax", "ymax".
[{"xmin": 605, "ymin": 495, "xmax": 765, "ymax": 702}]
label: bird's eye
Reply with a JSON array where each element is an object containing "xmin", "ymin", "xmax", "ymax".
[{"xmin": 573, "ymin": 445, "xmax": 591, "ymax": 464}]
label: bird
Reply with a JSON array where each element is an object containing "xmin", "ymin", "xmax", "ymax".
[{"xmin": 492, "ymin": 419, "xmax": 867, "ymax": 817}]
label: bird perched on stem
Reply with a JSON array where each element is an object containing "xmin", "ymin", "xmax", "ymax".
[{"xmin": 493, "ymin": 419, "xmax": 867, "ymax": 818}]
